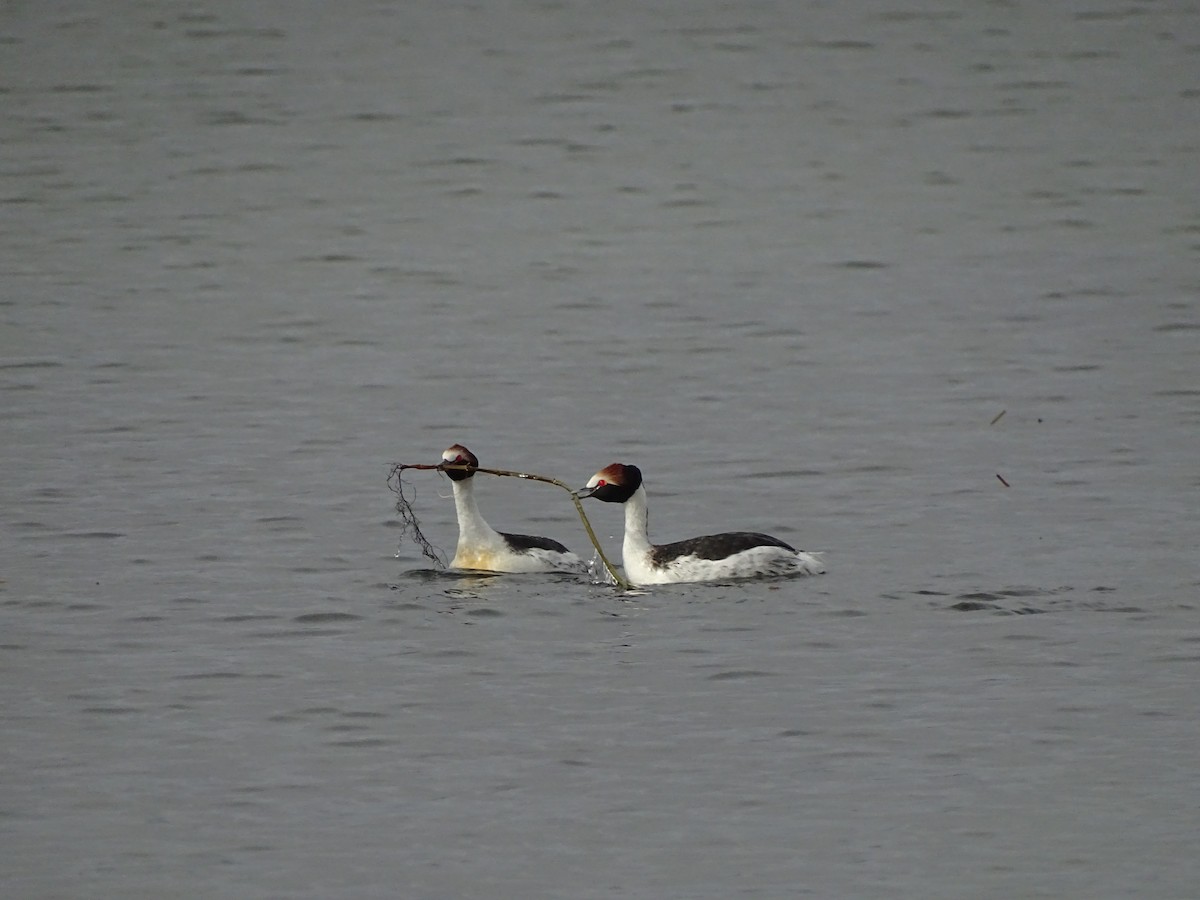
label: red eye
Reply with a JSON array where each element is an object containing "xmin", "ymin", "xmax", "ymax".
[{"xmin": 597, "ymin": 479, "xmax": 606, "ymax": 487}]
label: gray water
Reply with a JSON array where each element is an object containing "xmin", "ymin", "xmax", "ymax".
[{"xmin": 3, "ymin": 2, "xmax": 1199, "ymax": 898}]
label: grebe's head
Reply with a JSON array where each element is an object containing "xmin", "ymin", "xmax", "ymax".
[
  {"xmin": 441, "ymin": 444, "xmax": 479, "ymax": 482},
  {"xmin": 575, "ymin": 463, "xmax": 642, "ymax": 503}
]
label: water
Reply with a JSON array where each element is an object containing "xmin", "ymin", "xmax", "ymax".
[{"xmin": 3, "ymin": 2, "xmax": 1198, "ymax": 897}]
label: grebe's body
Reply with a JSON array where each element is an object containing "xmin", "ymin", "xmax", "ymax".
[
  {"xmin": 577, "ymin": 463, "xmax": 824, "ymax": 586},
  {"xmin": 442, "ymin": 445, "xmax": 586, "ymax": 574}
]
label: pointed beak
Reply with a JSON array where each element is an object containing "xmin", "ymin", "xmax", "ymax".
[{"xmin": 574, "ymin": 484, "xmax": 599, "ymax": 499}]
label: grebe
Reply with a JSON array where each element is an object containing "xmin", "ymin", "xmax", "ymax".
[
  {"xmin": 576, "ymin": 463, "xmax": 825, "ymax": 585},
  {"xmin": 440, "ymin": 444, "xmax": 586, "ymax": 574}
]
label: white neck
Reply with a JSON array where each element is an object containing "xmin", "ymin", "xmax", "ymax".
[
  {"xmin": 451, "ymin": 477, "xmax": 501, "ymax": 548},
  {"xmin": 621, "ymin": 484, "xmax": 654, "ymax": 557}
]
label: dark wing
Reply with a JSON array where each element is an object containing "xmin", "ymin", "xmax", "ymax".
[
  {"xmin": 500, "ymin": 531, "xmax": 573, "ymax": 555},
  {"xmin": 651, "ymin": 531, "xmax": 796, "ymax": 566}
]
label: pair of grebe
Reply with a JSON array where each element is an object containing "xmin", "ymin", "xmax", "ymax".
[{"xmin": 439, "ymin": 444, "xmax": 825, "ymax": 585}]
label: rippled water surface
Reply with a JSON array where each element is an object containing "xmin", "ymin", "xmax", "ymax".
[{"xmin": 4, "ymin": 2, "xmax": 1198, "ymax": 898}]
